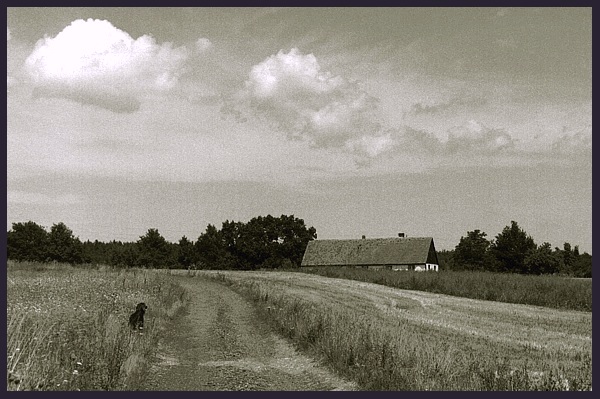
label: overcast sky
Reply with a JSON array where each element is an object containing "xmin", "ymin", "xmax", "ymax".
[{"xmin": 6, "ymin": 7, "xmax": 592, "ymax": 253}]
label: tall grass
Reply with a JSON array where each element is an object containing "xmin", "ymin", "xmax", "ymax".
[
  {"xmin": 209, "ymin": 273, "xmax": 591, "ymax": 391},
  {"xmin": 296, "ymin": 268, "xmax": 592, "ymax": 312},
  {"xmin": 7, "ymin": 261, "xmax": 189, "ymax": 391}
]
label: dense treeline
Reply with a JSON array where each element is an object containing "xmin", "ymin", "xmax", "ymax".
[
  {"xmin": 438, "ymin": 221, "xmax": 592, "ymax": 277},
  {"xmin": 6, "ymin": 218, "xmax": 591, "ymax": 276},
  {"xmin": 439, "ymin": 221, "xmax": 592, "ymax": 277},
  {"xmin": 6, "ymin": 215, "xmax": 316, "ymax": 270}
]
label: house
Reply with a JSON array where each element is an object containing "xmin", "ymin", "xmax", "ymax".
[{"xmin": 301, "ymin": 235, "xmax": 439, "ymax": 271}]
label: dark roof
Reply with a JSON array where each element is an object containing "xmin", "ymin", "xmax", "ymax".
[{"xmin": 301, "ymin": 237, "xmax": 437, "ymax": 267}]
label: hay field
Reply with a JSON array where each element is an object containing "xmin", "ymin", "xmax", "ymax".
[{"xmin": 200, "ymin": 270, "xmax": 591, "ymax": 390}]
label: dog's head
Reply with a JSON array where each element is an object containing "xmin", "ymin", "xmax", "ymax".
[{"xmin": 136, "ymin": 302, "xmax": 148, "ymax": 313}]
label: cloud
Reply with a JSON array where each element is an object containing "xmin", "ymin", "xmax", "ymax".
[
  {"xmin": 25, "ymin": 19, "xmax": 189, "ymax": 113},
  {"xmin": 224, "ymin": 48, "xmax": 382, "ymax": 156},
  {"xmin": 446, "ymin": 120, "xmax": 515, "ymax": 154}
]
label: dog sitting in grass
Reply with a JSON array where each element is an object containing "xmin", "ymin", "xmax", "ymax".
[{"xmin": 129, "ymin": 302, "xmax": 148, "ymax": 332}]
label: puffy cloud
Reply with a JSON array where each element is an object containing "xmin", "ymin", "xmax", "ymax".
[
  {"xmin": 446, "ymin": 120, "xmax": 515, "ymax": 154},
  {"xmin": 224, "ymin": 48, "xmax": 382, "ymax": 155},
  {"xmin": 196, "ymin": 37, "xmax": 212, "ymax": 53},
  {"xmin": 25, "ymin": 19, "xmax": 189, "ymax": 113}
]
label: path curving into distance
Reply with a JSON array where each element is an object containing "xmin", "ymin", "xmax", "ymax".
[{"xmin": 142, "ymin": 276, "xmax": 357, "ymax": 391}]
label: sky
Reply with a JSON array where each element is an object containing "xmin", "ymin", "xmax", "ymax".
[{"xmin": 6, "ymin": 7, "xmax": 592, "ymax": 253}]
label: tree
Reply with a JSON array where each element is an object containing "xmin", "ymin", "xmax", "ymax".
[
  {"xmin": 195, "ymin": 215, "xmax": 317, "ymax": 269},
  {"xmin": 196, "ymin": 224, "xmax": 235, "ymax": 269},
  {"xmin": 136, "ymin": 228, "xmax": 175, "ymax": 268},
  {"xmin": 233, "ymin": 215, "xmax": 317, "ymax": 269},
  {"xmin": 453, "ymin": 230, "xmax": 495, "ymax": 271},
  {"xmin": 436, "ymin": 249, "xmax": 455, "ymax": 271},
  {"xmin": 47, "ymin": 222, "xmax": 83, "ymax": 264},
  {"xmin": 177, "ymin": 236, "xmax": 196, "ymax": 269},
  {"xmin": 7, "ymin": 221, "xmax": 49, "ymax": 262},
  {"xmin": 489, "ymin": 221, "xmax": 536, "ymax": 273},
  {"xmin": 524, "ymin": 242, "xmax": 560, "ymax": 275},
  {"xmin": 571, "ymin": 252, "xmax": 592, "ymax": 278},
  {"xmin": 109, "ymin": 241, "xmax": 139, "ymax": 268}
]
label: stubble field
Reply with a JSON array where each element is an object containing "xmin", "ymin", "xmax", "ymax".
[{"xmin": 197, "ymin": 270, "xmax": 592, "ymax": 390}]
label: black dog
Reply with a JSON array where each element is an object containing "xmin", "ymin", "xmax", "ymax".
[{"xmin": 129, "ymin": 302, "xmax": 148, "ymax": 331}]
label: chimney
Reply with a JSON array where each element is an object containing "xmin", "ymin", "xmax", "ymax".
[
  {"xmin": 362, "ymin": 235, "xmax": 366, "ymax": 239},
  {"xmin": 398, "ymin": 233, "xmax": 405, "ymax": 238}
]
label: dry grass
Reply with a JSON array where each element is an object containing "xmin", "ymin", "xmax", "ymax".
[
  {"xmin": 202, "ymin": 270, "xmax": 591, "ymax": 391},
  {"xmin": 7, "ymin": 261, "xmax": 189, "ymax": 391}
]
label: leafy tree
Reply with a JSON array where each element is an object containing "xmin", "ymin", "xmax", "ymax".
[
  {"xmin": 233, "ymin": 215, "xmax": 317, "ymax": 269},
  {"xmin": 453, "ymin": 230, "xmax": 495, "ymax": 271},
  {"xmin": 136, "ymin": 228, "xmax": 174, "ymax": 268},
  {"xmin": 108, "ymin": 241, "xmax": 139, "ymax": 268},
  {"xmin": 7, "ymin": 221, "xmax": 49, "ymax": 262},
  {"xmin": 559, "ymin": 242, "xmax": 576, "ymax": 275},
  {"xmin": 195, "ymin": 215, "xmax": 317, "ymax": 269},
  {"xmin": 177, "ymin": 235, "xmax": 196, "ymax": 269},
  {"xmin": 47, "ymin": 222, "xmax": 83, "ymax": 264},
  {"xmin": 274, "ymin": 214, "xmax": 318, "ymax": 267},
  {"xmin": 489, "ymin": 221, "xmax": 536, "ymax": 273},
  {"xmin": 571, "ymin": 252, "xmax": 592, "ymax": 278},
  {"xmin": 524, "ymin": 242, "xmax": 560, "ymax": 275},
  {"xmin": 196, "ymin": 224, "xmax": 235, "ymax": 269},
  {"xmin": 436, "ymin": 249, "xmax": 455, "ymax": 270}
]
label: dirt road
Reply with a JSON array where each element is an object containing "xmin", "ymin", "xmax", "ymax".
[{"xmin": 142, "ymin": 276, "xmax": 357, "ymax": 391}]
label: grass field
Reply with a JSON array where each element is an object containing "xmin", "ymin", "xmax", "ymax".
[
  {"xmin": 7, "ymin": 261, "xmax": 188, "ymax": 391},
  {"xmin": 7, "ymin": 263, "xmax": 592, "ymax": 391},
  {"xmin": 200, "ymin": 270, "xmax": 592, "ymax": 391},
  {"xmin": 296, "ymin": 267, "xmax": 592, "ymax": 312}
]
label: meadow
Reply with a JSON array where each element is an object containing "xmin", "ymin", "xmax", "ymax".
[
  {"xmin": 296, "ymin": 267, "xmax": 592, "ymax": 312},
  {"xmin": 7, "ymin": 261, "xmax": 188, "ymax": 391},
  {"xmin": 203, "ymin": 270, "xmax": 592, "ymax": 391},
  {"xmin": 7, "ymin": 262, "xmax": 592, "ymax": 391}
]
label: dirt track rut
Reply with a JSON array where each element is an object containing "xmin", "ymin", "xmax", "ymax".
[{"xmin": 142, "ymin": 277, "xmax": 356, "ymax": 391}]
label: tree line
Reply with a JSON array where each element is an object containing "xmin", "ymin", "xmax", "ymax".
[
  {"xmin": 6, "ymin": 218, "xmax": 591, "ymax": 276},
  {"xmin": 437, "ymin": 221, "xmax": 592, "ymax": 277},
  {"xmin": 6, "ymin": 215, "xmax": 317, "ymax": 270}
]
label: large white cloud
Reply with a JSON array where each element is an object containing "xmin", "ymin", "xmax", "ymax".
[
  {"xmin": 25, "ymin": 19, "xmax": 189, "ymax": 113},
  {"xmin": 224, "ymin": 48, "xmax": 383, "ymax": 156}
]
